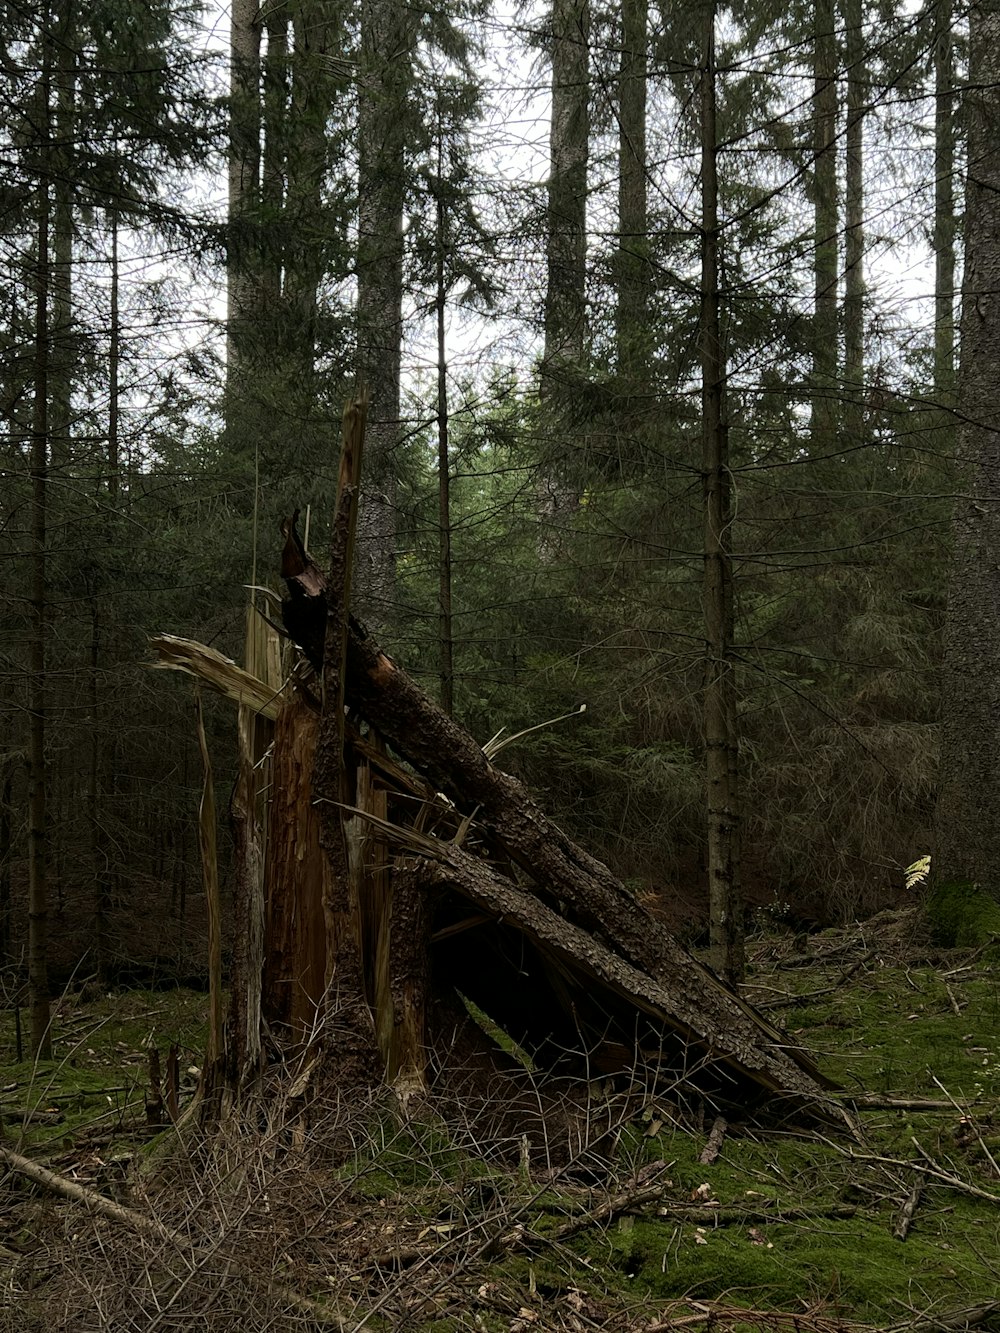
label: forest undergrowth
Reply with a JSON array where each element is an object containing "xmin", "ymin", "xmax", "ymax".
[{"xmin": 2, "ymin": 907, "xmax": 1000, "ymax": 1332}]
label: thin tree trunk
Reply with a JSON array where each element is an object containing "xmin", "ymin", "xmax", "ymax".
[
  {"xmin": 616, "ymin": 0, "xmax": 648, "ymax": 382},
  {"xmin": 226, "ymin": 0, "xmax": 261, "ymax": 431},
  {"xmin": 538, "ymin": 0, "xmax": 590, "ymax": 549},
  {"xmin": 261, "ymin": 2, "xmax": 288, "ymax": 308},
  {"xmin": 29, "ymin": 21, "xmax": 53, "ymax": 1060},
  {"xmin": 811, "ymin": 0, "xmax": 839, "ymax": 446},
  {"xmin": 699, "ymin": 3, "xmax": 743, "ymax": 985},
  {"xmin": 51, "ymin": 6, "xmax": 74, "ymax": 470},
  {"xmin": 934, "ymin": 0, "xmax": 956, "ymax": 406},
  {"xmin": 543, "ymin": 0, "xmax": 590, "ymax": 393},
  {"xmin": 436, "ymin": 128, "xmax": 454, "ymax": 717},
  {"xmin": 285, "ymin": 0, "xmax": 340, "ymax": 389},
  {"xmin": 229, "ymin": 607, "xmax": 281, "ymax": 1084},
  {"xmin": 108, "ymin": 200, "xmax": 120, "ymax": 498},
  {"xmin": 843, "ymin": 0, "xmax": 864, "ymax": 443},
  {"xmin": 194, "ymin": 693, "xmax": 224, "ymax": 1120},
  {"xmin": 0, "ymin": 743, "xmax": 12, "ymax": 966},
  {"xmin": 89, "ymin": 600, "xmax": 109, "ymax": 984}
]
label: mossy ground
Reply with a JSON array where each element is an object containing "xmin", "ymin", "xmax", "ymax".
[
  {"xmin": 0, "ymin": 986, "xmax": 206, "ymax": 1154},
  {"xmin": 925, "ymin": 879, "xmax": 1000, "ymax": 949},
  {"xmin": 3, "ymin": 911, "xmax": 1000, "ymax": 1330}
]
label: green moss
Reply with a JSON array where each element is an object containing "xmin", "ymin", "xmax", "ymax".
[
  {"xmin": 926, "ymin": 880, "xmax": 1000, "ymax": 948},
  {"xmin": 0, "ymin": 988, "xmax": 208, "ymax": 1153},
  {"xmin": 595, "ymin": 1212, "xmax": 999, "ymax": 1320}
]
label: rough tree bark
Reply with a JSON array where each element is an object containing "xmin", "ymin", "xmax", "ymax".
[
  {"xmin": 843, "ymin": 0, "xmax": 865, "ymax": 444},
  {"xmin": 229, "ymin": 606, "xmax": 284, "ymax": 1084},
  {"xmin": 435, "ymin": 121, "xmax": 454, "ymax": 717},
  {"xmin": 616, "ymin": 0, "xmax": 649, "ymax": 382},
  {"xmin": 225, "ymin": 0, "xmax": 261, "ymax": 431},
  {"xmin": 933, "ymin": 0, "xmax": 956, "ymax": 407},
  {"xmin": 355, "ymin": 0, "xmax": 417, "ymax": 629},
  {"xmin": 933, "ymin": 0, "xmax": 1000, "ymax": 919},
  {"xmin": 313, "ymin": 397, "xmax": 382, "ymax": 1089},
  {"xmin": 810, "ymin": 0, "xmax": 838, "ymax": 446},
  {"xmin": 544, "ymin": 0, "xmax": 590, "ymax": 389}
]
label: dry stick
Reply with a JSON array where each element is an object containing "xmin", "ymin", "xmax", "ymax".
[
  {"xmin": 551, "ymin": 1200, "xmax": 857, "ymax": 1244},
  {"xmin": 892, "ymin": 1178, "xmax": 924, "ymax": 1241},
  {"xmin": 841, "ymin": 1142, "xmax": 1000, "ymax": 1205},
  {"xmin": 843, "ymin": 1096, "xmax": 971, "ymax": 1112},
  {"xmin": 757, "ymin": 954, "xmax": 871, "ymax": 1010},
  {"xmin": 509, "ymin": 1164, "xmax": 675, "ymax": 1246},
  {"xmin": 699, "ymin": 1115, "xmax": 727, "ymax": 1164},
  {"xmin": 0, "ymin": 1144, "xmax": 346, "ymax": 1329},
  {"xmin": 643, "ymin": 1301, "xmax": 866, "ymax": 1333},
  {"xmin": 362, "ymin": 1166, "xmax": 675, "ymax": 1268},
  {"xmin": 882, "ymin": 1302, "xmax": 1000, "ymax": 1333},
  {"xmin": 941, "ymin": 938, "xmax": 1000, "ymax": 975}
]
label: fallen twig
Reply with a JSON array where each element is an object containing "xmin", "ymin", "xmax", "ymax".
[
  {"xmin": 757, "ymin": 955, "xmax": 872, "ymax": 1010},
  {"xmin": 642, "ymin": 1298, "xmax": 867, "ymax": 1332},
  {"xmin": 838, "ymin": 1141, "xmax": 1000, "ymax": 1205},
  {"xmin": 892, "ymin": 1179, "xmax": 924, "ymax": 1240},
  {"xmin": 842, "ymin": 1096, "xmax": 969, "ymax": 1113},
  {"xmin": 881, "ymin": 1301, "xmax": 1000, "ymax": 1332},
  {"xmin": 699, "ymin": 1116, "xmax": 727, "ymax": 1165}
]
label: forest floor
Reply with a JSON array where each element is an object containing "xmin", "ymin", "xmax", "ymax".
[{"xmin": 2, "ymin": 906, "xmax": 1000, "ymax": 1332}]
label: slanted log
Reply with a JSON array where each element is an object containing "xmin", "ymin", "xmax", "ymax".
[
  {"xmin": 383, "ymin": 837, "xmax": 836, "ymax": 1110},
  {"xmin": 341, "ymin": 620, "xmax": 819, "ymax": 1073}
]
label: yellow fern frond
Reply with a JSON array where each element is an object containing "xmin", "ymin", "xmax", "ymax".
[{"xmin": 904, "ymin": 855, "xmax": 931, "ymax": 891}]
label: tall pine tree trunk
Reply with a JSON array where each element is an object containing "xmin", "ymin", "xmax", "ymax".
[
  {"xmin": 29, "ymin": 20, "xmax": 53, "ymax": 1060},
  {"xmin": 226, "ymin": 0, "xmax": 261, "ymax": 436},
  {"xmin": 810, "ymin": 0, "xmax": 838, "ymax": 446},
  {"xmin": 435, "ymin": 126, "xmax": 454, "ymax": 717},
  {"xmin": 543, "ymin": 0, "xmax": 589, "ymax": 395},
  {"xmin": 934, "ymin": 0, "xmax": 1000, "ymax": 919},
  {"xmin": 355, "ymin": 0, "xmax": 415, "ymax": 629},
  {"xmin": 285, "ymin": 0, "xmax": 340, "ymax": 394},
  {"xmin": 261, "ymin": 2, "xmax": 288, "ymax": 310},
  {"xmin": 700, "ymin": 3, "xmax": 743, "ymax": 985},
  {"xmin": 934, "ymin": 0, "xmax": 956, "ymax": 406},
  {"xmin": 843, "ymin": 0, "xmax": 864, "ymax": 443},
  {"xmin": 107, "ymin": 199, "xmax": 120, "ymax": 497},
  {"xmin": 616, "ymin": 0, "xmax": 648, "ymax": 383},
  {"xmin": 537, "ymin": 0, "xmax": 589, "ymax": 550}
]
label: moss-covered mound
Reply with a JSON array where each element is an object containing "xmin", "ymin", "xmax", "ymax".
[{"xmin": 926, "ymin": 879, "xmax": 1000, "ymax": 948}]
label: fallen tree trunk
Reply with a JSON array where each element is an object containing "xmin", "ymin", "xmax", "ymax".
[
  {"xmin": 361, "ymin": 824, "xmax": 836, "ymax": 1109},
  {"xmin": 341, "ymin": 618, "xmax": 829, "ymax": 1088}
]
